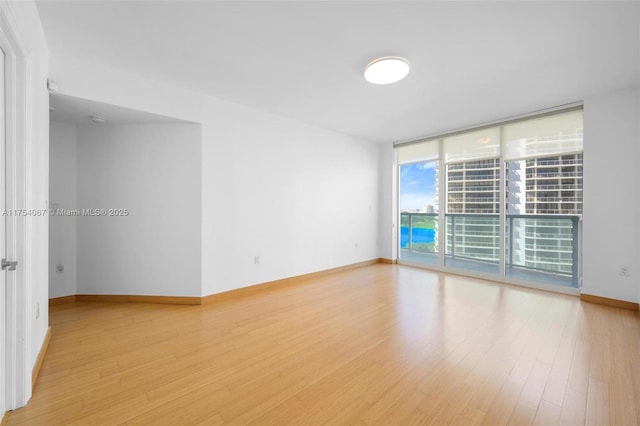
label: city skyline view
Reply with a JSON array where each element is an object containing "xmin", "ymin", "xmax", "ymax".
[{"xmin": 399, "ymin": 151, "xmax": 583, "ymax": 288}]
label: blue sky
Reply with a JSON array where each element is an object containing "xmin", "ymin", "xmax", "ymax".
[{"xmin": 400, "ymin": 162, "xmax": 437, "ymax": 211}]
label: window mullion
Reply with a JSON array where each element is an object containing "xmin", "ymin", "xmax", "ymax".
[
  {"xmin": 499, "ymin": 127, "xmax": 506, "ymax": 278},
  {"xmin": 438, "ymin": 139, "xmax": 445, "ymax": 267}
]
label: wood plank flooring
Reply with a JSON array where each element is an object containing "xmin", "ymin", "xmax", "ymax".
[{"xmin": 7, "ymin": 264, "xmax": 640, "ymax": 425}]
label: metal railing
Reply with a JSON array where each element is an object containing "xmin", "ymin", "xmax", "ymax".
[
  {"xmin": 400, "ymin": 212, "xmax": 438, "ymax": 253},
  {"xmin": 505, "ymin": 215, "xmax": 580, "ymax": 282},
  {"xmin": 400, "ymin": 212, "xmax": 581, "ymax": 285}
]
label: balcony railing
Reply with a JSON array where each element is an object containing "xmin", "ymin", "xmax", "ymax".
[
  {"xmin": 400, "ymin": 212, "xmax": 581, "ymax": 287},
  {"xmin": 400, "ymin": 212, "xmax": 438, "ymax": 254}
]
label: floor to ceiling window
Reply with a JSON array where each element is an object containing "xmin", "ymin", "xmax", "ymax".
[
  {"xmin": 398, "ymin": 143, "xmax": 439, "ymax": 266},
  {"xmin": 443, "ymin": 128, "xmax": 502, "ymax": 275},
  {"xmin": 396, "ymin": 107, "xmax": 583, "ymax": 290}
]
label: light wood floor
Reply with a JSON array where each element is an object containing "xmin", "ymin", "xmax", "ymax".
[{"xmin": 7, "ymin": 264, "xmax": 640, "ymax": 425}]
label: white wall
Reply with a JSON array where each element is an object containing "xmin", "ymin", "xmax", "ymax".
[
  {"xmin": 49, "ymin": 121, "xmax": 77, "ymax": 298},
  {"xmin": 378, "ymin": 143, "xmax": 396, "ymax": 261},
  {"xmin": 583, "ymin": 86, "xmax": 640, "ymax": 303},
  {"xmin": 19, "ymin": 2, "xmax": 50, "ymax": 382},
  {"xmin": 49, "ymin": 57, "xmax": 381, "ymax": 300},
  {"xmin": 76, "ymin": 124, "xmax": 202, "ymax": 297},
  {"xmin": 201, "ymin": 96, "xmax": 379, "ymax": 296},
  {"xmin": 49, "ymin": 53, "xmax": 203, "ymax": 124}
]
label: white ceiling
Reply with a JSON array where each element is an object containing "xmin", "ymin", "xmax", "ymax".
[
  {"xmin": 50, "ymin": 93, "xmax": 188, "ymax": 125},
  {"xmin": 37, "ymin": 1, "xmax": 640, "ymax": 143}
]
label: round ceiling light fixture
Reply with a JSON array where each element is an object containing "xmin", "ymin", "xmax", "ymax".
[
  {"xmin": 364, "ymin": 56, "xmax": 410, "ymax": 85},
  {"xmin": 90, "ymin": 115, "xmax": 106, "ymax": 124}
]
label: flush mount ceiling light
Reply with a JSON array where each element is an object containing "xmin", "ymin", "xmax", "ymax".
[
  {"xmin": 90, "ymin": 115, "xmax": 106, "ymax": 124},
  {"xmin": 364, "ymin": 56, "xmax": 410, "ymax": 85}
]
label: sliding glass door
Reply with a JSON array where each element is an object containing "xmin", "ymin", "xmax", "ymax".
[
  {"xmin": 502, "ymin": 111, "xmax": 583, "ymax": 287},
  {"xmin": 398, "ymin": 142, "xmax": 439, "ymax": 266},
  {"xmin": 395, "ymin": 107, "xmax": 583, "ymax": 290},
  {"xmin": 399, "ymin": 161, "xmax": 439, "ymax": 266}
]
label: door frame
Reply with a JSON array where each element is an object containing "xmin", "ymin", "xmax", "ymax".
[{"xmin": 0, "ymin": 5, "xmax": 32, "ymax": 413}]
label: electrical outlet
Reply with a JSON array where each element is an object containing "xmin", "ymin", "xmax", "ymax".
[
  {"xmin": 56, "ymin": 264, "xmax": 64, "ymax": 274},
  {"xmin": 619, "ymin": 265, "xmax": 630, "ymax": 277},
  {"xmin": 254, "ymin": 256, "xmax": 260, "ymax": 265}
]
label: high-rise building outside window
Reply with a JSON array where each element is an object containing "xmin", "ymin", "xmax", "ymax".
[{"xmin": 396, "ymin": 107, "xmax": 583, "ymax": 289}]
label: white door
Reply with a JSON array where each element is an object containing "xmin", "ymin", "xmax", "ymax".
[
  {"xmin": 0, "ymin": 45, "xmax": 6, "ymax": 418},
  {"xmin": 0, "ymin": 12, "xmax": 32, "ymax": 411}
]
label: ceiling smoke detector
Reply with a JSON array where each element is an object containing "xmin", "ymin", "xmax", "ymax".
[{"xmin": 90, "ymin": 115, "xmax": 106, "ymax": 124}]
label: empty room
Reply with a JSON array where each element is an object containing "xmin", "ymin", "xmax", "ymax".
[{"xmin": 1, "ymin": 1, "xmax": 639, "ymax": 425}]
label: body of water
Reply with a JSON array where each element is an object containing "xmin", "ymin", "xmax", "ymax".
[{"xmin": 400, "ymin": 227, "xmax": 435, "ymax": 248}]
